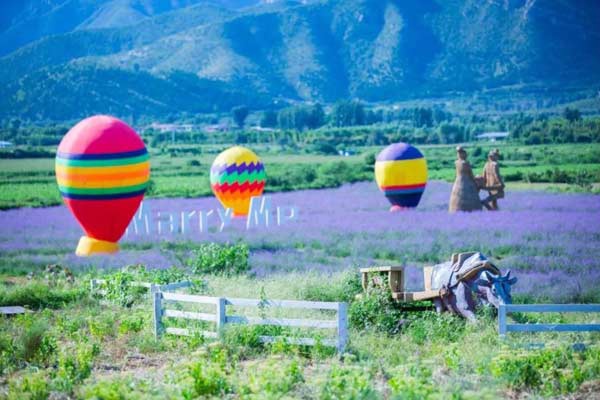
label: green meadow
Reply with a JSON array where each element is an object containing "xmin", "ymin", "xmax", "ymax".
[{"xmin": 1, "ymin": 143, "xmax": 599, "ymax": 210}]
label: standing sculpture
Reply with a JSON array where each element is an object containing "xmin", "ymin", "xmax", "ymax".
[
  {"xmin": 480, "ymin": 149, "xmax": 505, "ymax": 210},
  {"xmin": 448, "ymin": 146, "xmax": 482, "ymax": 212}
]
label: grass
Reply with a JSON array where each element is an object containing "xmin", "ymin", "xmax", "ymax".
[
  {"xmin": 1, "ymin": 142, "xmax": 599, "ymax": 209},
  {"xmin": 0, "ymin": 268, "xmax": 599, "ymax": 399},
  {"xmin": 0, "ymin": 142, "xmax": 599, "ymax": 397}
]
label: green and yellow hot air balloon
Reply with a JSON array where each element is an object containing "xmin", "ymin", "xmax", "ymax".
[{"xmin": 210, "ymin": 146, "xmax": 266, "ymax": 216}]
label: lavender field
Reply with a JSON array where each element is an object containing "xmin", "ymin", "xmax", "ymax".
[{"xmin": 2, "ymin": 181, "xmax": 599, "ymax": 302}]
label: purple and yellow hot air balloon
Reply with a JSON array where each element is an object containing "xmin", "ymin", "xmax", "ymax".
[
  {"xmin": 55, "ymin": 115, "xmax": 150, "ymax": 256},
  {"xmin": 210, "ymin": 146, "xmax": 266, "ymax": 217},
  {"xmin": 375, "ymin": 143, "xmax": 428, "ymax": 211}
]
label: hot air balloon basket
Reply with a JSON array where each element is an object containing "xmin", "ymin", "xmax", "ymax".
[
  {"xmin": 76, "ymin": 236, "xmax": 119, "ymax": 256},
  {"xmin": 359, "ymin": 266, "xmax": 440, "ymax": 303}
]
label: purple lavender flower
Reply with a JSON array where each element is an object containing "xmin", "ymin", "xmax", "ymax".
[{"xmin": 1, "ymin": 181, "xmax": 598, "ymax": 301}]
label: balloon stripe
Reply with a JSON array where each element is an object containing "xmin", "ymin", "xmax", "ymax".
[
  {"xmin": 55, "ymin": 161, "xmax": 150, "ymax": 176},
  {"xmin": 56, "ymin": 148, "xmax": 147, "ymax": 160},
  {"xmin": 384, "ymin": 188, "xmax": 426, "ymax": 195},
  {"xmin": 210, "ymin": 162, "xmax": 265, "ymax": 175},
  {"xmin": 60, "ymin": 189, "xmax": 147, "ymax": 200},
  {"xmin": 211, "ymin": 181, "xmax": 265, "ymax": 193},
  {"xmin": 57, "ymin": 175, "xmax": 149, "ymax": 189},
  {"xmin": 56, "ymin": 153, "xmax": 149, "ymax": 167},
  {"xmin": 211, "ymin": 170, "xmax": 266, "ymax": 185},
  {"xmin": 374, "ymin": 158, "xmax": 428, "ymax": 186},
  {"xmin": 380, "ymin": 183, "xmax": 427, "ymax": 190},
  {"xmin": 56, "ymin": 168, "xmax": 149, "ymax": 183},
  {"xmin": 213, "ymin": 188, "xmax": 264, "ymax": 197},
  {"xmin": 58, "ymin": 182, "xmax": 148, "ymax": 195}
]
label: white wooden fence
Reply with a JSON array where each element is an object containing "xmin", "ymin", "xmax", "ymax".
[
  {"xmin": 499, "ymin": 304, "xmax": 600, "ymax": 336},
  {"xmin": 153, "ymin": 292, "xmax": 348, "ymax": 353}
]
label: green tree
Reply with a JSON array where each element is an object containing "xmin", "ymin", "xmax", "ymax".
[
  {"xmin": 260, "ymin": 110, "xmax": 278, "ymax": 128},
  {"xmin": 331, "ymin": 100, "xmax": 364, "ymax": 127},
  {"xmin": 439, "ymin": 124, "xmax": 464, "ymax": 143},
  {"xmin": 563, "ymin": 107, "xmax": 581, "ymax": 123},
  {"xmin": 306, "ymin": 103, "xmax": 325, "ymax": 129},
  {"xmin": 413, "ymin": 108, "xmax": 433, "ymax": 128},
  {"xmin": 232, "ymin": 105, "xmax": 249, "ymax": 128}
]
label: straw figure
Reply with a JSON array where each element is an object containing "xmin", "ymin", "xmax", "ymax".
[
  {"xmin": 480, "ymin": 149, "xmax": 505, "ymax": 211},
  {"xmin": 449, "ymin": 146, "xmax": 482, "ymax": 212}
]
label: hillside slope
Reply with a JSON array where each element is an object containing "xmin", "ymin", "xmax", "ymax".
[{"xmin": 1, "ymin": 0, "xmax": 599, "ymax": 120}]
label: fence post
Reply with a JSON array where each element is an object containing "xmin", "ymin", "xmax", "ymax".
[
  {"xmin": 498, "ymin": 304, "xmax": 507, "ymax": 337},
  {"xmin": 153, "ymin": 291, "xmax": 163, "ymax": 338},
  {"xmin": 216, "ymin": 298, "xmax": 226, "ymax": 337},
  {"xmin": 337, "ymin": 302, "xmax": 348, "ymax": 354},
  {"xmin": 90, "ymin": 279, "xmax": 97, "ymax": 292},
  {"xmin": 150, "ymin": 283, "xmax": 160, "ymax": 294}
]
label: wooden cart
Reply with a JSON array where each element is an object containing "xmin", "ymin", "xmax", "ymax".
[{"xmin": 359, "ymin": 265, "xmax": 440, "ymax": 302}]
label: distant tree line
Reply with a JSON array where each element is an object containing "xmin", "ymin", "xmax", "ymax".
[
  {"xmin": 255, "ymin": 101, "xmax": 453, "ymax": 131},
  {"xmin": 1, "ymin": 103, "xmax": 599, "ymax": 157}
]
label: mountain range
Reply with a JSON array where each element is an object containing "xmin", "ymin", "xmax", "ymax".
[{"xmin": 1, "ymin": 0, "xmax": 599, "ymax": 121}]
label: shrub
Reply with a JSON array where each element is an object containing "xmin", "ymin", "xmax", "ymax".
[
  {"xmin": 298, "ymin": 271, "xmax": 363, "ymax": 303},
  {"xmin": 7, "ymin": 371, "xmax": 50, "ymax": 400},
  {"xmin": 129, "ymin": 332, "xmax": 168, "ymax": 354},
  {"xmin": 142, "ymin": 266, "xmax": 189, "ymax": 284},
  {"xmin": 221, "ymin": 325, "xmax": 265, "ymax": 356},
  {"xmin": 0, "ymin": 283, "xmax": 83, "ymax": 309},
  {"xmin": 118, "ymin": 314, "xmax": 146, "ymax": 335},
  {"xmin": 12, "ymin": 317, "xmax": 57, "ymax": 367},
  {"xmin": 240, "ymin": 358, "xmax": 304, "ymax": 397},
  {"xmin": 23, "ymin": 326, "xmax": 57, "ymax": 365},
  {"xmin": 188, "ymin": 243, "xmax": 249, "ymax": 275},
  {"xmin": 504, "ymin": 171, "xmax": 523, "ymax": 181},
  {"xmin": 180, "ymin": 350, "xmax": 232, "ymax": 399},
  {"xmin": 101, "ymin": 270, "xmax": 146, "ymax": 307},
  {"xmin": 388, "ymin": 364, "xmax": 439, "ymax": 400},
  {"xmin": 490, "ymin": 346, "xmax": 600, "ymax": 396},
  {"xmin": 0, "ymin": 332, "xmax": 14, "ymax": 374},
  {"xmin": 54, "ymin": 342, "xmax": 101, "ymax": 392},
  {"xmin": 320, "ymin": 364, "xmax": 376, "ymax": 400},
  {"xmin": 183, "ymin": 362, "xmax": 231, "ymax": 398},
  {"xmin": 349, "ymin": 285, "xmax": 404, "ymax": 334},
  {"xmin": 404, "ymin": 312, "xmax": 466, "ymax": 345},
  {"xmin": 56, "ymin": 313, "xmax": 88, "ymax": 338},
  {"xmin": 88, "ymin": 313, "xmax": 117, "ymax": 339},
  {"xmin": 80, "ymin": 377, "xmax": 141, "ymax": 400}
]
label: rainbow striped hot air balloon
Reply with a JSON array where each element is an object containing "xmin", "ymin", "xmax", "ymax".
[
  {"xmin": 375, "ymin": 142, "xmax": 428, "ymax": 211},
  {"xmin": 55, "ymin": 115, "xmax": 150, "ymax": 256},
  {"xmin": 210, "ymin": 146, "xmax": 266, "ymax": 217}
]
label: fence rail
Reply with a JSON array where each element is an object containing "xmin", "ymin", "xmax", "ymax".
[
  {"xmin": 153, "ymin": 292, "xmax": 348, "ymax": 353},
  {"xmin": 499, "ymin": 304, "xmax": 600, "ymax": 336}
]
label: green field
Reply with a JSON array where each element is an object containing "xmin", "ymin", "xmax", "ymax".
[
  {"xmin": 2, "ymin": 267, "xmax": 600, "ymax": 399},
  {"xmin": 1, "ymin": 143, "xmax": 599, "ymax": 209},
  {"xmin": 1, "ymin": 144, "xmax": 600, "ymax": 398}
]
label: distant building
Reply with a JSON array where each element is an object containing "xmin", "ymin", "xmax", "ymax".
[
  {"xmin": 147, "ymin": 123, "xmax": 194, "ymax": 133},
  {"xmin": 204, "ymin": 124, "xmax": 230, "ymax": 133},
  {"xmin": 476, "ymin": 132, "xmax": 509, "ymax": 142},
  {"xmin": 250, "ymin": 126, "xmax": 276, "ymax": 132},
  {"xmin": 0, "ymin": 141, "xmax": 13, "ymax": 148}
]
